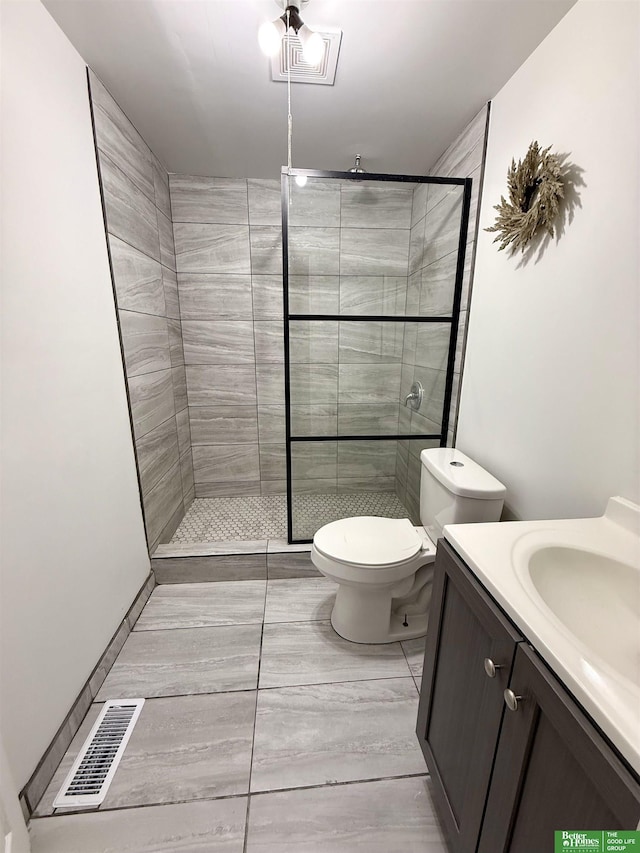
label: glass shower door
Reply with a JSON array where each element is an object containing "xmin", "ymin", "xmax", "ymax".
[{"xmin": 282, "ymin": 169, "xmax": 471, "ymax": 542}]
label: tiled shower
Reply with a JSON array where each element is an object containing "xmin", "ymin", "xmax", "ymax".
[
  {"xmin": 90, "ymin": 70, "xmax": 194, "ymax": 553},
  {"xmin": 283, "ymin": 173, "xmax": 467, "ymax": 540},
  {"xmin": 91, "ymin": 69, "xmax": 488, "ymax": 550}
]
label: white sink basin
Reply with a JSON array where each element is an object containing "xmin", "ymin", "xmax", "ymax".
[
  {"xmin": 525, "ymin": 545, "xmax": 640, "ymax": 685},
  {"xmin": 444, "ymin": 496, "xmax": 640, "ymax": 775}
]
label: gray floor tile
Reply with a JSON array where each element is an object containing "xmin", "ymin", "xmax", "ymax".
[
  {"xmin": 401, "ymin": 635, "xmax": 427, "ymax": 677},
  {"xmin": 259, "ymin": 620, "xmax": 411, "ymax": 688},
  {"xmin": 246, "ymin": 777, "xmax": 446, "ymax": 853},
  {"xmin": 41, "ymin": 694, "xmax": 255, "ymax": 812},
  {"xmin": 96, "ymin": 624, "xmax": 262, "ymax": 699},
  {"xmin": 251, "ymin": 678, "xmax": 425, "ymax": 792},
  {"xmin": 134, "ymin": 581, "xmax": 266, "ymax": 630},
  {"xmin": 107, "ymin": 693, "xmax": 255, "ymax": 806},
  {"xmin": 263, "ymin": 578, "xmax": 336, "ymax": 624},
  {"xmin": 30, "ymin": 797, "xmax": 247, "ymax": 853}
]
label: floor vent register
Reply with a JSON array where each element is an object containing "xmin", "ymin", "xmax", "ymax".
[{"xmin": 53, "ymin": 699, "xmax": 144, "ymax": 809}]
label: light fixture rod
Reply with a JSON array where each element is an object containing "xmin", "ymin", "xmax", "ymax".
[{"xmin": 279, "ymin": 4, "xmax": 304, "ymax": 33}]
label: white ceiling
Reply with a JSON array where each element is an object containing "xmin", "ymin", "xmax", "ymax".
[{"xmin": 42, "ymin": 0, "xmax": 576, "ymax": 179}]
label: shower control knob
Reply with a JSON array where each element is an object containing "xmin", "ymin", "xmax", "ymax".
[{"xmin": 404, "ymin": 380, "xmax": 423, "ymax": 411}]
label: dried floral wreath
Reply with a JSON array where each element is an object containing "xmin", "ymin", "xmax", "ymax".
[{"xmin": 486, "ymin": 141, "xmax": 564, "ymax": 253}]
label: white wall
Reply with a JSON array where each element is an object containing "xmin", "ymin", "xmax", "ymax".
[
  {"xmin": 0, "ymin": 0, "xmax": 150, "ymax": 789},
  {"xmin": 457, "ymin": 0, "xmax": 639, "ymax": 520},
  {"xmin": 0, "ymin": 739, "xmax": 29, "ymax": 853}
]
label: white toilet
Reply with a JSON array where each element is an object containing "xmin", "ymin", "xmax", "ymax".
[{"xmin": 311, "ymin": 447, "xmax": 506, "ymax": 643}]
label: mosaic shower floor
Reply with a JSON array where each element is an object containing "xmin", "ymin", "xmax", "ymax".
[{"xmin": 171, "ymin": 493, "xmax": 413, "ymax": 543}]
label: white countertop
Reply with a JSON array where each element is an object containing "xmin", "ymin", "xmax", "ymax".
[{"xmin": 443, "ymin": 497, "xmax": 640, "ymax": 776}]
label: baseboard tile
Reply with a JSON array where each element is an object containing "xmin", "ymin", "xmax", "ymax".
[{"xmin": 20, "ymin": 571, "xmax": 155, "ymax": 819}]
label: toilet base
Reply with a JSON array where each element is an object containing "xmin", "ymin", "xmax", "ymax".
[
  {"xmin": 330, "ymin": 607, "xmax": 429, "ymax": 644},
  {"xmin": 329, "ymin": 579, "xmax": 430, "ymax": 644}
]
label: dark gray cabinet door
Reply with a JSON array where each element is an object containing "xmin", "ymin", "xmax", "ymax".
[
  {"xmin": 417, "ymin": 540, "xmax": 522, "ymax": 853},
  {"xmin": 478, "ymin": 643, "xmax": 640, "ymax": 853}
]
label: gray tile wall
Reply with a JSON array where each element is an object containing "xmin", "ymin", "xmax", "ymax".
[
  {"xmin": 395, "ymin": 104, "xmax": 490, "ymax": 519},
  {"xmin": 168, "ymin": 160, "xmax": 488, "ymax": 510},
  {"xmin": 89, "ymin": 71, "xmax": 194, "ymax": 552},
  {"xmin": 170, "ymin": 176, "xmax": 417, "ymax": 499},
  {"xmin": 289, "ymin": 180, "xmax": 413, "ymax": 498},
  {"xmin": 170, "ymin": 176, "xmax": 282, "ymax": 498}
]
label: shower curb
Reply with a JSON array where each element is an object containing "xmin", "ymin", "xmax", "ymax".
[{"xmin": 151, "ymin": 546, "xmax": 320, "ymax": 584}]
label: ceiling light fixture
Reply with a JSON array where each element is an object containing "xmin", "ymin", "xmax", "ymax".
[{"xmin": 259, "ymin": 0, "xmax": 324, "ymax": 66}]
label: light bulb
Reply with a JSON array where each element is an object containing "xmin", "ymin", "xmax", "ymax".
[
  {"xmin": 295, "ymin": 175, "xmax": 308, "ymax": 187},
  {"xmin": 258, "ymin": 18, "xmax": 286, "ymax": 57},
  {"xmin": 298, "ymin": 25, "xmax": 325, "ymax": 66}
]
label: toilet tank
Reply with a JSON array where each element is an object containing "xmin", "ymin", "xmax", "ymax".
[{"xmin": 419, "ymin": 448, "xmax": 506, "ymax": 542}]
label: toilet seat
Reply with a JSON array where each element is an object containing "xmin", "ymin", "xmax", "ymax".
[{"xmin": 313, "ymin": 516, "xmax": 424, "ymax": 568}]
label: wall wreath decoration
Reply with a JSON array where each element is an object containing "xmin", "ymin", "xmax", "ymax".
[{"xmin": 486, "ymin": 141, "xmax": 564, "ymax": 253}]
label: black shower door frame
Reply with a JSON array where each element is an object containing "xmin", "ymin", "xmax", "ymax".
[{"xmin": 281, "ymin": 167, "xmax": 472, "ymax": 543}]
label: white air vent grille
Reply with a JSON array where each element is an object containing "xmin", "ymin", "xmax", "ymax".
[
  {"xmin": 53, "ymin": 699, "xmax": 144, "ymax": 809},
  {"xmin": 271, "ymin": 29, "xmax": 342, "ymax": 85}
]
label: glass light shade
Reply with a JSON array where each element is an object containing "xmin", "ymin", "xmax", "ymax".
[
  {"xmin": 298, "ymin": 25, "xmax": 325, "ymax": 66},
  {"xmin": 295, "ymin": 175, "xmax": 308, "ymax": 187},
  {"xmin": 258, "ymin": 18, "xmax": 286, "ymax": 57}
]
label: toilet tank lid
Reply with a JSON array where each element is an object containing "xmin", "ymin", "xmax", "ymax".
[{"xmin": 420, "ymin": 448, "xmax": 506, "ymax": 500}]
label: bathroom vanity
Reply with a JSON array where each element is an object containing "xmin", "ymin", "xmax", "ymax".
[{"xmin": 416, "ymin": 508, "xmax": 640, "ymax": 853}]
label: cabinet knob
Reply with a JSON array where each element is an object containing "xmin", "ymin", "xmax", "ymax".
[
  {"xmin": 484, "ymin": 658, "xmax": 503, "ymax": 678},
  {"xmin": 504, "ymin": 689, "xmax": 524, "ymax": 712}
]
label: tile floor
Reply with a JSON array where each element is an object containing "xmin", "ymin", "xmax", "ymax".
[
  {"xmin": 30, "ymin": 577, "xmax": 443, "ymax": 852},
  {"xmin": 171, "ymin": 492, "xmax": 413, "ymax": 543}
]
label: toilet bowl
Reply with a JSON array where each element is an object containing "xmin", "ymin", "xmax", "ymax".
[
  {"xmin": 312, "ymin": 517, "xmax": 436, "ymax": 643},
  {"xmin": 311, "ymin": 448, "xmax": 506, "ymax": 644}
]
